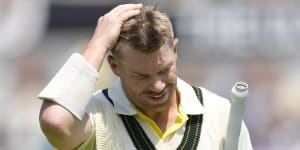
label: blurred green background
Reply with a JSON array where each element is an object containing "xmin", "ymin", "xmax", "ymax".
[{"xmin": 1, "ymin": 0, "xmax": 300, "ymax": 149}]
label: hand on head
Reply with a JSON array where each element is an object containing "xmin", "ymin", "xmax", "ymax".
[
  {"xmin": 91, "ymin": 4, "xmax": 143, "ymax": 53},
  {"xmin": 82, "ymin": 4, "xmax": 143, "ymax": 70}
]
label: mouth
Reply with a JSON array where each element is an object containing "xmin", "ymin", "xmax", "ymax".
[{"xmin": 146, "ymin": 91, "xmax": 168, "ymax": 102}]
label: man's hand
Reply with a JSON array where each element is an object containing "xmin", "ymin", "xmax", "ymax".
[
  {"xmin": 82, "ymin": 4, "xmax": 143, "ymax": 70},
  {"xmin": 91, "ymin": 4, "xmax": 143, "ymax": 50}
]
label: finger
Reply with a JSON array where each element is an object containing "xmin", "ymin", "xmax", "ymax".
[
  {"xmin": 113, "ymin": 3, "xmax": 143, "ymax": 13},
  {"xmin": 119, "ymin": 9, "xmax": 141, "ymax": 22},
  {"xmin": 110, "ymin": 3, "xmax": 143, "ymax": 15}
]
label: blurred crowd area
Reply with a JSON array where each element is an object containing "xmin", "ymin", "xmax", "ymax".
[{"xmin": 1, "ymin": 0, "xmax": 300, "ymax": 149}]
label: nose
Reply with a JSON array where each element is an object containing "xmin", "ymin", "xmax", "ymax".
[{"xmin": 148, "ymin": 76, "xmax": 166, "ymax": 93}]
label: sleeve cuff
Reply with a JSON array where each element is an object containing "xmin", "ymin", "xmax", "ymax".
[{"xmin": 38, "ymin": 53, "xmax": 99, "ymax": 120}]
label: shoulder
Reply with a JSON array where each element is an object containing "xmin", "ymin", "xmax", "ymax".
[
  {"xmin": 199, "ymin": 87, "xmax": 231, "ymax": 129},
  {"xmin": 198, "ymin": 87, "xmax": 232, "ymax": 145},
  {"xmin": 200, "ymin": 87, "xmax": 231, "ymax": 112}
]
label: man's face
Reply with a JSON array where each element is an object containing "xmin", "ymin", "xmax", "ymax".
[{"xmin": 109, "ymin": 42, "xmax": 178, "ymax": 114}]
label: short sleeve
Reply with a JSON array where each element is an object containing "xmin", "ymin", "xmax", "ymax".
[{"xmin": 38, "ymin": 53, "xmax": 99, "ymax": 120}]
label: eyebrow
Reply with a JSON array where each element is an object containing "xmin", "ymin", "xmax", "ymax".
[{"xmin": 130, "ymin": 61, "xmax": 173, "ymax": 76}]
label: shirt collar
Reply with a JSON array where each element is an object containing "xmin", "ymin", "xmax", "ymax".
[
  {"xmin": 108, "ymin": 77, "xmax": 205, "ymax": 115},
  {"xmin": 177, "ymin": 78, "xmax": 205, "ymax": 115},
  {"xmin": 108, "ymin": 78, "xmax": 137, "ymax": 115}
]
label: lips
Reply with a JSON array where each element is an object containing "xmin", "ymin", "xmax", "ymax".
[
  {"xmin": 150, "ymin": 94, "xmax": 164, "ymax": 99},
  {"xmin": 146, "ymin": 91, "xmax": 168, "ymax": 102}
]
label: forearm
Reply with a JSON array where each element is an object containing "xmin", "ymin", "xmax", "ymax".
[{"xmin": 81, "ymin": 40, "xmax": 108, "ymax": 71}]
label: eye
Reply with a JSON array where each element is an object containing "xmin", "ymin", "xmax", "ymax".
[
  {"xmin": 135, "ymin": 74, "xmax": 149, "ymax": 80},
  {"xmin": 159, "ymin": 68, "xmax": 170, "ymax": 74}
]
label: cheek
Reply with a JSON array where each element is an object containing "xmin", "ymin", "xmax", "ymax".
[
  {"xmin": 123, "ymin": 77, "xmax": 146, "ymax": 95},
  {"xmin": 168, "ymin": 67, "xmax": 177, "ymax": 83}
]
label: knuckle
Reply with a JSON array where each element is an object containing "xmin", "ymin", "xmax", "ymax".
[
  {"xmin": 97, "ymin": 16, "xmax": 103, "ymax": 22},
  {"xmin": 102, "ymin": 14, "xmax": 111, "ymax": 22},
  {"xmin": 103, "ymin": 13, "xmax": 109, "ymax": 18},
  {"xmin": 113, "ymin": 5, "xmax": 123, "ymax": 11}
]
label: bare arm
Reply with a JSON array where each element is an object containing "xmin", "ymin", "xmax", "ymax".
[
  {"xmin": 39, "ymin": 4, "xmax": 143, "ymax": 149},
  {"xmin": 39, "ymin": 101, "xmax": 92, "ymax": 149}
]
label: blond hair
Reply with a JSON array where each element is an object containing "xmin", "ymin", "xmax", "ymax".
[{"xmin": 112, "ymin": 5, "xmax": 174, "ymax": 57}]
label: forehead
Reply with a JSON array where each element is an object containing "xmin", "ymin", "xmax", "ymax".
[{"xmin": 118, "ymin": 44, "xmax": 175, "ymax": 73}]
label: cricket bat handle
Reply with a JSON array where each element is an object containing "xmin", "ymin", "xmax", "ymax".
[{"xmin": 224, "ymin": 82, "xmax": 248, "ymax": 150}]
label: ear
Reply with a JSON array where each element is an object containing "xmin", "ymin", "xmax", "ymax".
[
  {"xmin": 107, "ymin": 55, "xmax": 120, "ymax": 77},
  {"xmin": 173, "ymin": 38, "xmax": 179, "ymax": 58}
]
